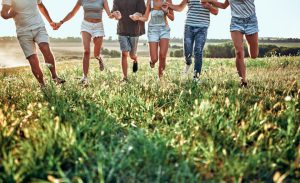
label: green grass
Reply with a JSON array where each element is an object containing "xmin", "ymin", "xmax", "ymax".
[{"xmin": 0, "ymin": 56, "xmax": 299, "ymax": 182}]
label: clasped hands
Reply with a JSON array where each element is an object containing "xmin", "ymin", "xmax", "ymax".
[
  {"xmin": 50, "ymin": 21, "xmax": 63, "ymax": 30},
  {"xmin": 200, "ymin": 0, "xmax": 214, "ymax": 9},
  {"xmin": 128, "ymin": 2, "xmax": 170, "ymax": 22}
]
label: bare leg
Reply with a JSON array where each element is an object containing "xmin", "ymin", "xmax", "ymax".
[
  {"xmin": 158, "ymin": 39, "xmax": 169, "ymax": 78},
  {"xmin": 121, "ymin": 51, "xmax": 128, "ymax": 79},
  {"xmin": 246, "ymin": 33, "xmax": 259, "ymax": 59},
  {"xmin": 38, "ymin": 42, "xmax": 58, "ymax": 79},
  {"xmin": 93, "ymin": 36, "xmax": 103, "ymax": 58},
  {"xmin": 149, "ymin": 42, "xmax": 159, "ymax": 68},
  {"xmin": 129, "ymin": 53, "xmax": 138, "ymax": 62},
  {"xmin": 231, "ymin": 31, "xmax": 246, "ymax": 83},
  {"xmin": 81, "ymin": 32, "xmax": 92, "ymax": 77},
  {"xmin": 27, "ymin": 54, "xmax": 45, "ymax": 86}
]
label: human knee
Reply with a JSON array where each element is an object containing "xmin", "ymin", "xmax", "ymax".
[
  {"xmin": 38, "ymin": 43, "xmax": 49, "ymax": 50},
  {"xmin": 235, "ymin": 48, "xmax": 244, "ymax": 59},
  {"xmin": 84, "ymin": 49, "xmax": 90, "ymax": 56},
  {"xmin": 159, "ymin": 54, "xmax": 167, "ymax": 61},
  {"xmin": 151, "ymin": 57, "xmax": 158, "ymax": 63},
  {"xmin": 122, "ymin": 52, "xmax": 128, "ymax": 58}
]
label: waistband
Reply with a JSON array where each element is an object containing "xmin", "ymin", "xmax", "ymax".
[
  {"xmin": 232, "ymin": 14, "xmax": 257, "ymax": 20},
  {"xmin": 82, "ymin": 20, "xmax": 103, "ymax": 25}
]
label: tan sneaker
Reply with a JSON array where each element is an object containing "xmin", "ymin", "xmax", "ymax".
[{"xmin": 53, "ymin": 77, "xmax": 66, "ymax": 85}]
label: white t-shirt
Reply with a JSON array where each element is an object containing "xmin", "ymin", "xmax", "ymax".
[{"xmin": 2, "ymin": 0, "xmax": 45, "ymax": 33}]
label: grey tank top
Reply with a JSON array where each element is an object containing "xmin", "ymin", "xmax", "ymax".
[
  {"xmin": 149, "ymin": 0, "xmax": 166, "ymax": 26},
  {"xmin": 78, "ymin": 0, "xmax": 104, "ymax": 20},
  {"xmin": 229, "ymin": 0, "xmax": 256, "ymax": 18}
]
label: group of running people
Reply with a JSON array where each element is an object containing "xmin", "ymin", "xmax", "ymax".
[{"xmin": 1, "ymin": 0, "xmax": 259, "ymax": 87}]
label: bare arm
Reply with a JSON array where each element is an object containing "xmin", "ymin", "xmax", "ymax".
[
  {"xmin": 1, "ymin": 5, "xmax": 16, "ymax": 19},
  {"xmin": 38, "ymin": 2, "xmax": 54, "ymax": 24},
  {"xmin": 103, "ymin": 0, "xmax": 112, "ymax": 17},
  {"xmin": 60, "ymin": 2, "xmax": 81, "ymax": 23},
  {"xmin": 138, "ymin": 0, "xmax": 151, "ymax": 22},
  {"xmin": 166, "ymin": 0, "xmax": 175, "ymax": 21},
  {"xmin": 203, "ymin": 0, "xmax": 229, "ymax": 9},
  {"xmin": 110, "ymin": 0, "xmax": 121, "ymax": 20},
  {"xmin": 168, "ymin": 0, "xmax": 188, "ymax": 12}
]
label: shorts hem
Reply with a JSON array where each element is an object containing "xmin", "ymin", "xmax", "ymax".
[
  {"xmin": 25, "ymin": 53, "xmax": 37, "ymax": 59},
  {"xmin": 245, "ymin": 31, "xmax": 259, "ymax": 36}
]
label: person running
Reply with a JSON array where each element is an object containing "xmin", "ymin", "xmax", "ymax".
[
  {"xmin": 54, "ymin": 0, "xmax": 112, "ymax": 85},
  {"xmin": 1, "ymin": 0, "xmax": 65, "ymax": 87},
  {"xmin": 167, "ymin": 0, "xmax": 218, "ymax": 82},
  {"xmin": 132, "ymin": 0, "xmax": 174, "ymax": 80},
  {"xmin": 110, "ymin": 0, "xmax": 146, "ymax": 82},
  {"xmin": 203, "ymin": 0, "xmax": 259, "ymax": 87}
]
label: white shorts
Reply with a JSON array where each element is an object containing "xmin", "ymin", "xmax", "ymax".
[
  {"xmin": 17, "ymin": 26, "xmax": 49, "ymax": 58},
  {"xmin": 81, "ymin": 20, "xmax": 105, "ymax": 39}
]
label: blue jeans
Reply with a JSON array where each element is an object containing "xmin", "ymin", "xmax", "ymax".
[{"xmin": 184, "ymin": 25, "xmax": 208, "ymax": 78}]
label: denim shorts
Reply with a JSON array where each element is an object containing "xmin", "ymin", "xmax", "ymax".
[
  {"xmin": 81, "ymin": 20, "xmax": 105, "ymax": 39},
  {"xmin": 118, "ymin": 36, "xmax": 139, "ymax": 54},
  {"xmin": 230, "ymin": 14, "xmax": 259, "ymax": 35},
  {"xmin": 148, "ymin": 25, "xmax": 170, "ymax": 42}
]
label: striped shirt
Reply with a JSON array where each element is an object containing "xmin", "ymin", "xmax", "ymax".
[
  {"xmin": 229, "ymin": 0, "xmax": 256, "ymax": 18},
  {"xmin": 186, "ymin": 0, "xmax": 210, "ymax": 27}
]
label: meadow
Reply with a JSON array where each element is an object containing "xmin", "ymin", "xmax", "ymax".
[{"xmin": 0, "ymin": 56, "xmax": 299, "ymax": 182}]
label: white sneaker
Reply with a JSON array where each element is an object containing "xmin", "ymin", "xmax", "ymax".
[
  {"xmin": 80, "ymin": 77, "xmax": 89, "ymax": 86},
  {"xmin": 193, "ymin": 77, "xmax": 201, "ymax": 85},
  {"xmin": 182, "ymin": 64, "xmax": 191, "ymax": 75}
]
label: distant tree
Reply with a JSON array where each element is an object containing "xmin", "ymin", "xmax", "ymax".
[
  {"xmin": 173, "ymin": 49, "xmax": 184, "ymax": 57},
  {"xmin": 170, "ymin": 51, "xmax": 174, "ymax": 57}
]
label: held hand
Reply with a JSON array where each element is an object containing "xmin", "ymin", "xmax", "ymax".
[
  {"xmin": 129, "ymin": 12, "xmax": 142, "ymax": 21},
  {"xmin": 55, "ymin": 22, "xmax": 63, "ymax": 30},
  {"xmin": 50, "ymin": 22, "xmax": 57, "ymax": 30},
  {"xmin": 112, "ymin": 11, "xmax": 122, "ymax": 20},
  {"xmin": 202, "ymin": 2, "xmax": 212, "ymax": 9},
  {"xmin": 161, "ymin": 3, "xmax": 169, "ymax": 13},
  {"xmin": 129, "ymin": 15, "xmax": 139, "ymax": 21},
  {"xmin": 162, "ymin": 1, "xmax": 173, "ymax": 10},
  {"xmin": 108, "ymin": 12, "xmax": 114, "ymax": 19},
  {"xmin": 50, "ymin": 22, "xmax": 62, "ymax": 30},
  {"xmin": 9, "ymin": 9, "xmax": 17, "ymax": 18}
]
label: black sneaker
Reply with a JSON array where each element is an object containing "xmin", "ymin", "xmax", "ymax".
[{"xmin": 133, "ymin": 61, "xmax": 138, "ymax": 73}]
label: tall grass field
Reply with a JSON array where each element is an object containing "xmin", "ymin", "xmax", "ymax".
[{"xmin": 0, "ymin": 56, "xmax": 299, "ymax": 182}]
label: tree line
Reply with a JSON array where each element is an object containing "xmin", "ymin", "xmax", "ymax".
[{"xmin": 170, "ymin": 42, "xmax": 300, "ymax": 58}]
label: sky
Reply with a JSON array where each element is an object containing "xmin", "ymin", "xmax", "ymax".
[{"xmin": 0, "ymin": 0, "xmax": 300, "ymax": 39}]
